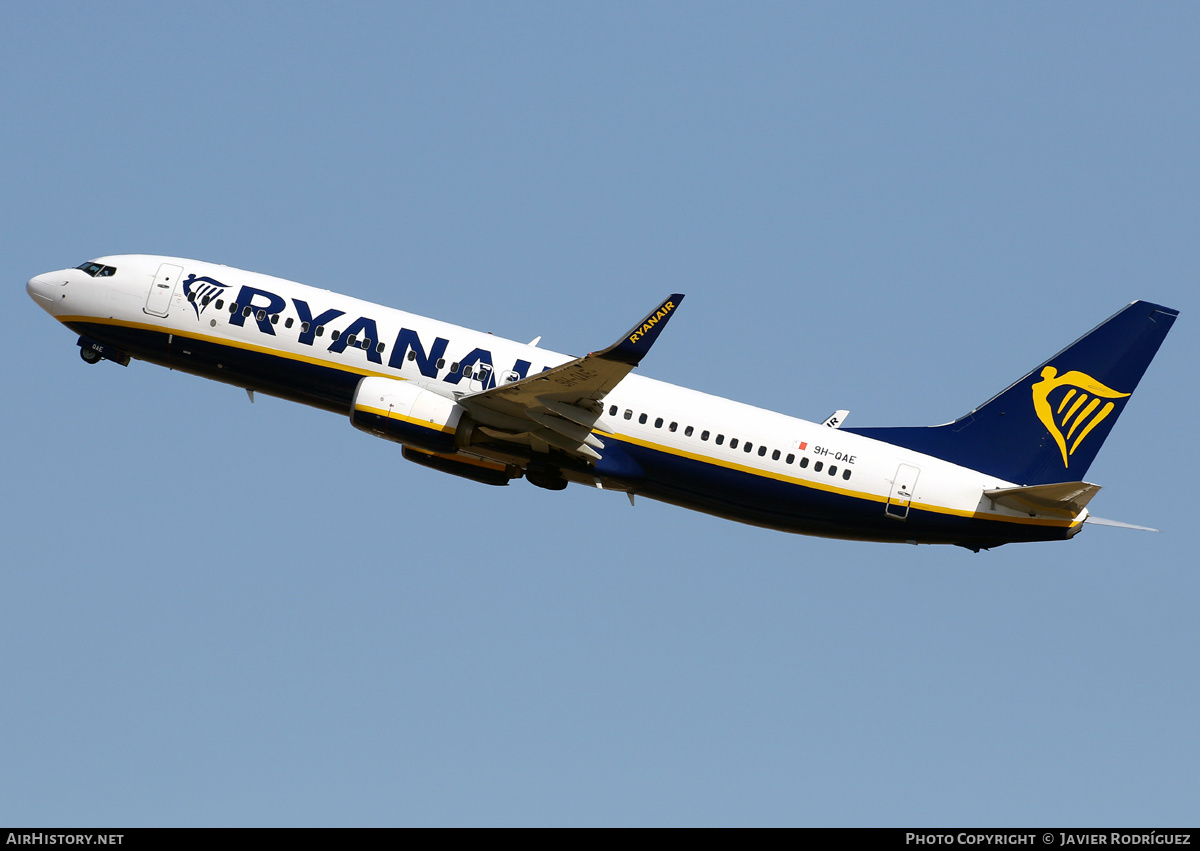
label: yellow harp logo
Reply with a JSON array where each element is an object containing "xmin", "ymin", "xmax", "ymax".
[{"xmin": 1032, "ymin": 367, "xmax": 1130, "ymax": 467}]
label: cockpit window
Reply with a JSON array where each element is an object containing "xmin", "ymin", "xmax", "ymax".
[{"xmin": 76, "ymin": 262, "xmax": 117, "ymax": 278}]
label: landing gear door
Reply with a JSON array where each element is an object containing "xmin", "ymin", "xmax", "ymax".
[
  {"xmin": 886, "ymin": 463, "xmax": 921, "ymax": 519},
  {"xmin": 144, "ymin": 263, "xmax": 184, "ymax": 318}
]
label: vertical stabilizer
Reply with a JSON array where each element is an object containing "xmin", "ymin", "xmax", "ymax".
[{"xmin": 846, "ymin": 301, "xmax": 1178, "ymax": 485}]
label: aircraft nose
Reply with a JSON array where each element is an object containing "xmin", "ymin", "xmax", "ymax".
[{"xmin": 27, "ymin": 271, "xmax": 67, "ymax": 312}]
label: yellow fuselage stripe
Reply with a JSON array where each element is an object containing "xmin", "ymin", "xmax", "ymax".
[{"xmin": 597, "ymin": 430, "xmax": 1075, "ymax": 528}]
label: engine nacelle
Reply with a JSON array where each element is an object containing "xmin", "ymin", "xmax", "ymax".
[
  {"xmin": 401, "ymin": 446, "xmax": 521, "ymax": 486},
  {"xmin": 351, "ymin": 376, "xmax": 468, "ymax": 455}
]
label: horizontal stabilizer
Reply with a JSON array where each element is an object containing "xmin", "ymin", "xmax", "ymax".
[
  {"xmin": 984, "ymin": 481, "xmax": 1101, "ymax": 518},
  {"xmin": 1084, "ymin": 515, "xmax": 1159, "ymax": 532}
]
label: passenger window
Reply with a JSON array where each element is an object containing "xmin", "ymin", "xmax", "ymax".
[
  {"xmin": 701, "ymin": 430, "xmax": 710, "ymax": 441},
  {"xmin": 757, "ymin": 445, "xmax": 766, "ymax": 456},
  {"xmin": 187, "ymin": 292, "xmax": 196, "ymax": 302},
  {"xmin": 800, "ymin": 457, "xmax": 809, "ymax": 468},
  {"xmin": 786, "ymin": 453, "xmax": 795, "ymax": 464},
  {"xmin": 331, "ymin": 330, "xmax": 340, "ymax": 342},
  {"xmin": 772, "ymin": 449, "xmax": 780, "ymax": 460},
  {"xmin": 406, "ymin": 351, "xmax": 416, "ymax": 361},
  {"xmin": 346, "ymin": 334, "xmax": 356, "ymax": 346},
  {"xmin": 624, "ymin": 409, "xmax": 632, "ymax": 420},
  {"xmin": 215, "ymin": 299, "xmax": 223, "ymax": 310},
  {"xmin": 450, "ymin": 362, "xmax": 460, "ymax": 373},
  {"xmin": 654, "ymin": 417, "xmax": 663, "ymax": 428},
  {"xmin": 202, "ymin": 296, "xmax": 211, "ymax": 306},
  {"xmin": 684, "ymin": 426, "xmax": 693, "ymax": 437},
  {"xmin": 270, "ymin": 314, "xmax": 279, "ymax": 325},
  {"xmin": 316, "ymin": 326, "xmax": 325, "ymax": 337},
  {"xmin": 243, "ymin": 306, "xmax": 252, "ymax": 317},
  {"xmin": 285, "ymin": 317, "xmax": 294, "ymax": 328},
  {"xmin": 829, "ymin": 465, "xmax": 837, "ymax": 476},
  {"xmin": 669, "ymin": 422, "xmax": 678, "ymax": 432},
  {"xmin": 730, "ymin": 438, "xmax": 738, "ymax": 449},
  {"xmin": 744, "ymin": 442, "xmax": 753, "ymax": 453},
  {"xmin": 639, "ymin": 413, "xmax": 647, "ymax": 424},
  {"xmin": 376, "ymin": 342, "xmax": 386, "ymax": 353},
  {"xmin": 256, "ymin": 309, "xmax": 266, "ymax": 321},
  {"xmin": 715, "ymin": 434, "xmax": 724, "ymax": 445},
  {"xmin": 229, "ymin": 302, "xmax": 238, "ymax": 313},
  {"xmin": 842, "ymin": 469, "xmax": 852, "ymax": 480},
  {"xmin": 463, "ymin": 366, "xmax": 473, "ymax": 378},
  {"xmin": 609, "ymin": 406, "xmax": 617, "ymax": 416},
  {"xmin": 814, "ymin": 461, "xmax": 823, "ymax": 472},
  {"xmin": 436, "ymin": 358, "xmax": 446, "ymax": 369},
  {"xmin": 301, "ymin": 321, "xmax": 310, "ymax": 333},
  {"xmin": 361, "ymin": 338, "xmax": 371, "ymax": 349}
]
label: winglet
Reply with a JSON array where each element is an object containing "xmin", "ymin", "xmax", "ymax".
[{"xmin": 595, "ymin": 294, "xmax": 685, "ymax": 366}]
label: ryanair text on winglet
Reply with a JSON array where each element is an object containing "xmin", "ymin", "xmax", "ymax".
[{"xmin": 628, "ymin": 301, "xmax": 676, "ymax": 345}]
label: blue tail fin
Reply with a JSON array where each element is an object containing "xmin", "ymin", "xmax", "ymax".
[{"xmin": 845, "ymin": 301, "xmax": 1179, "ymax": 485}]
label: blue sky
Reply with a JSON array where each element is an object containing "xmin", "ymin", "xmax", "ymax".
[{"xmin": 2, "ymin": 2, "xmax": 1196, "ymax": 826}]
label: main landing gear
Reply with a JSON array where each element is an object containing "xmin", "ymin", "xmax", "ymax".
[
  {"xmin": 80, "ymin": 346, "xmax": 102, "ymax": 364},
  {"xmin": 525, "ymin": 464, "xmax": 569, "ymax": 491}
]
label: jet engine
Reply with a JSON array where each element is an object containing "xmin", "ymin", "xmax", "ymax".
[
  {"xmin": 351, "ymin": 376, "xmax": 472, "ymax": 455},
  {"xmin": 351, "ymin": 377, "xmax": 522, "ymax": 485}
]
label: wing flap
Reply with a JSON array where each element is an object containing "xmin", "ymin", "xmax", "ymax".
[{"xmin": 527, "ymin": 410, "xmax": 605, "ymax": 449}]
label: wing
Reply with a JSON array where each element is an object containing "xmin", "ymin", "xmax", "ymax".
[{"xmin": 457, "ymin": 293, "xmax": 684, "ymax": 460}]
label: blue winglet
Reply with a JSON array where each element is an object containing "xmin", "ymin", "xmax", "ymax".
[{"xmin": 598, "ymin": 294, "xmax": 685, "ymax": 366}]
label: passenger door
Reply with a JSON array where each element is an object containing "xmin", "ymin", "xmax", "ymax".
[
  {"xmin": 885, "ymin": 463, "xmax": 921, "ymax": 519},
  {"xmin": 143, "ymin": 263, "xmax": 184, "ymax": 317}
]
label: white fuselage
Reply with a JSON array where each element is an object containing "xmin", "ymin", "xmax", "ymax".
[{"xmin": 27, "ymin": 254, "xmax": 1083, "ymax": 547}]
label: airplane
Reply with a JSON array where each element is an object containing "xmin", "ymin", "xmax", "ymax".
[{"xmin": 26, "ymin": 255, "xmax": 1178, "ymax": 551}]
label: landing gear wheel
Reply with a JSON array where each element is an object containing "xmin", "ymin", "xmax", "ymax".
[{"xmin": 80, "ymin": 346, "xmax": 101, "ymax": 364}]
